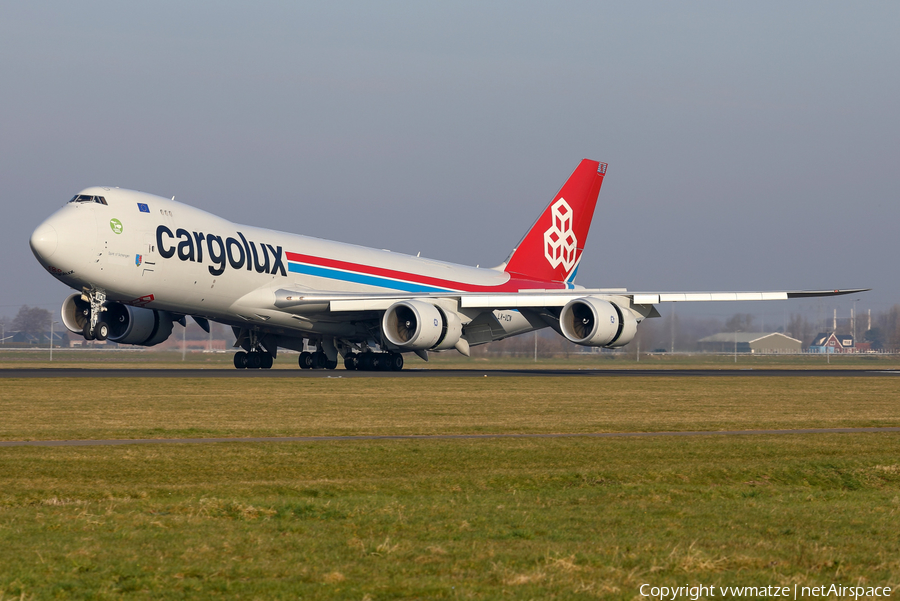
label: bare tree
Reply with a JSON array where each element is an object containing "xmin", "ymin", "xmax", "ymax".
[
  {"xmin": 863, "ymin": 327, "xmax": 885, "ymax": 350},
  {"xmin": 786, "ymin": 313, "xmax": 815, "ymax": 348},
  {"xmin": 724, "ymin": 313, "xmax": 755, "ymax": 332},
  {"xmin": 0, "ymin": 314, "xmax": 10, "ymax": 345},
  {"xmin": 878, "ymin": 305, "xmax": 900, "ymax": 351},
  {"xmin": 12, "ymin": 305, "xmax": 52, "ymax": 342}
]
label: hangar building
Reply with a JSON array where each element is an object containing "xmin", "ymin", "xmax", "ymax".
[{"xmin": 697, "ymin": 332, "xmax": 803, "ymax": 354}]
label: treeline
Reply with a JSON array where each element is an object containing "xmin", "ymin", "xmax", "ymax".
[
  {"xmin": 4, "ymin": 303, "xmax": 900, "ymax": 353},
  {"xmin": 0, "ymin": 306, "xmax": 61, "ymax": 344},
  {"xmin": 473, "ymin": 305, "xmax": 900, "ymax": 355},
  {"xmin": 0, "ymin": 306, "xmax": 233, "ymax": 346},
  {"xmin": 619, "ymin": 305, "xmax": 900, "ymax": 353}
]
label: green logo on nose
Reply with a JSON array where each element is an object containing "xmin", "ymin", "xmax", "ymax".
[{"xmin": 110, "ymin": 219, "xmax": 124, "ymax": 234}]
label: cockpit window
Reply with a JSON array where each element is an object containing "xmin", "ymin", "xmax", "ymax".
[{"xmin": 68, "ymin": 194, "xmax": 107, "ymax": 205}]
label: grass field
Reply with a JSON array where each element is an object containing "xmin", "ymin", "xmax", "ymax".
[
  {"xmin": 2, "ymin": 347, "xmax": 900, "ymax": 370},
  {"xmin": 1, "ymin": 375, "xmax": 899, "ymax": 599},
  {"xmin": 1, "ymin": 377, "xmax": 899, "ymax": 441}
]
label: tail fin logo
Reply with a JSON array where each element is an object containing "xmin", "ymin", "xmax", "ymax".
[
  {"xmin": 504, "ymin": 159, "xmax": 604, "ymax": 283},
  {"xmin": 543, "ymin": 198, "xmax": 577, "ymax": 272}
]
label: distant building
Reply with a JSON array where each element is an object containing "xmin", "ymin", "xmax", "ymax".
[
  {"xmin": 10, "ymin": 330, "xmax": 69, "ymax": 345},
  {"xmin": 809, "ymin": 332, "xmax": 855, "ymax": 354},
  {"xmin": 697, "ymin": 332, "xmax": 802, "ymax": 354}
]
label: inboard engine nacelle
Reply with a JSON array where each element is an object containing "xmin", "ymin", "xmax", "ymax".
[
  {"xmin": 382, "ymin": 300, "xmax": 463, "ymax": 351},
  {"xmin": 559, "ymin": 297, "xmax": 638, "ymax": 347},
  {"xmin": 61, "ymin": 293, "xmax": 176, "ymax": 346}
]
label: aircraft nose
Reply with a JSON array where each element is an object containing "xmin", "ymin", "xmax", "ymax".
[{"xmin": 30, "ymin": 221, "xmax": 58, "ymax": 261}]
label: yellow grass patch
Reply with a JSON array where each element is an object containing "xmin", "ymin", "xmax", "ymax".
[{"xmin": 0, "ymin": 376, "xmax": 897, "ymax": 442}]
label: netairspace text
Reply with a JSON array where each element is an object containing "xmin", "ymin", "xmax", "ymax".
[{"xmin": 640, "ymin": 583, "xmax": 892, "ymax": 600}]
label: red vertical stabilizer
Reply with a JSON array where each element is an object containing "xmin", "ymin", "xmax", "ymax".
[{"xmin": 504, "ymin": 159, "xmax": 606, "ymax": 284}]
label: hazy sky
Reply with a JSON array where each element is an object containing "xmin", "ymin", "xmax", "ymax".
[{"xmin": 2, "ymin": 2, "xmax": 898, "ymax": 324}]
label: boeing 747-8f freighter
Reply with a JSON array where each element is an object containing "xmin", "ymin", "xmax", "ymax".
[{"xmin": 29, "ymin": 160, "xmax": 865, "ymax": 370}]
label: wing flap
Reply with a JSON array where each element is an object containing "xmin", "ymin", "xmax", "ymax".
[
  {"xmin": 460, "ymin": 295, "xmax": 573, "ymax": 309},
  {"xmin": 330, "ymin": 299, "xmax": 397, "ymax": 311}
]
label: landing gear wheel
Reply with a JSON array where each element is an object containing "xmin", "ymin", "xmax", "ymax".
[
  {"xmin": 233, "ymin": 351, "xmax": 248, "ymax": 369},
  {"xmin": 82, "ymin": 322, "xmax": 95, "ymax": 341},
  {"xmin": 359, "ymin": 353, "xmax": 374, "ymax": 371},
  {"xmin": 370, "ymin": 353, "xmax": 383, "ymax": 371},
  {"xmin": 261, "ymin": 353, "xmax": 274, "ymax": 369},
  {"xmin": 93, "ymin": 321, "xmax": 109, "ymax": 341},
  {"xmin": 299, "ymin": 352, "xmax": 314, "ymax": 369},
  {"xmin": 313, "ymin": 351, "xmax": 328, "ymax": 369},
  {"xmin": 247, "ymin": 352, "xmax": 262, "ymax": 369},
  {"xmin": 325, "ymin": 360, "xmax": 338, "ymax": 370},
  {"xmin": 344, "ymin": 353, "xmax": 358, "ymax": 370},
  {"xmin": 387, "ymin": 352, "xmax": 404, "ymax": 371}
]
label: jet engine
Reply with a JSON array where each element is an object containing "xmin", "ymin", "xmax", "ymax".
[
  {"xmin": 382, "ymin": 300, "xmax": 462, "ymax": 351},
  {"xmin": 559, "ymin": 297, "xmax": 638, "ymax": 348},
  {"xmin": 60, "ymin": 293, "xmax": 91, "ymax": 335},
  {"xmin": 61, "ymin": 293, "xmax": 176, "ymax": 346}
]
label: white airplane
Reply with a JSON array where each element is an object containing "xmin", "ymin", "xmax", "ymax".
[{"xmin": 30, "ymin": 159, "xmax": 864, "ymax": 370}]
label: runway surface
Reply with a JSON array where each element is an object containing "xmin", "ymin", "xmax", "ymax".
[
  {"xmin": 2, "ymin": 368, "xmax": 899, "ymax": 378},
  {"xmin": 2, "ymin": 427, "xmax": 899, "ymax": 447}
]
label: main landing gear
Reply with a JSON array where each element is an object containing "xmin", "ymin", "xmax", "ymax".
[
  {"xmin": 232, "ymin": 328, "xmax": 275, "ymax": 369},
  {"xmin": 343, "ymin": 351, "xmax": 403, "ymax": 371},
  {"xmin": 298, "ymin": 351, "xmax": 338, "ymax": 370},
  {"xmin": 233, "ymin": 350, "xmax": 274, "ymax": 369}
]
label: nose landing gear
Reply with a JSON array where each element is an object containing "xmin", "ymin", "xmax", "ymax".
[{"xmin": 80, "ymin": 289, "xmax": 109, "ymax": 341}]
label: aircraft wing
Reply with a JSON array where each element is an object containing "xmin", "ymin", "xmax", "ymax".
[{"xmin": 273, "ymin": 287, "xmax": 869, "ymax": 313}]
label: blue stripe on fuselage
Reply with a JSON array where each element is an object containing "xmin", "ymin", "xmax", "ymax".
[{"xmin": 287, "ymin": 262, "xmax": 454, "ymax": 293}]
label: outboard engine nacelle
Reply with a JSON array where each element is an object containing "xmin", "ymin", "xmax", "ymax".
[
  {"xmin": 382, "ymin": 300, "xmax": 463, "ymax": 351},
  {"xmin": 559, "ymin": 297, "xmax": 638, "ymax": 348},
  {"xmin": 60, "ymin": 294, "xmax": 175, "ymax": 346}
]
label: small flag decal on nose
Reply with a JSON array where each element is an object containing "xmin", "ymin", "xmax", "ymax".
[
  {"xmin": 135, "ymin": 254, "xmax": 142, "ymax": 266},
  {"xmin": 137, "ymin": 203, "xmax": 150, "ymax": 213}
]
